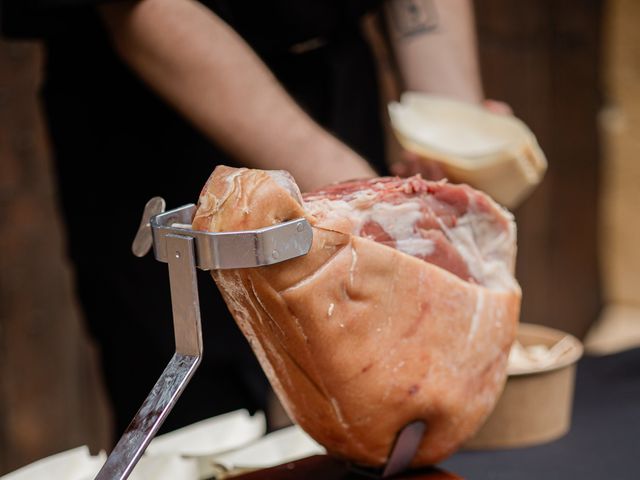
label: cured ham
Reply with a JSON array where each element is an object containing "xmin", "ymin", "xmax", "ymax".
[{"xmin": 193, "ymin": 166, "xmax": 521, "ymax": 467}]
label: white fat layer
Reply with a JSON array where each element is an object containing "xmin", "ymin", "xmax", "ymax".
[
  {"xmin": 305, "ymin": 198, "xmax": 435, "ymax": 258},
  {"xmin": 198, "ymin": 168, "xmax": 246, "ymax": 221},
  {"xmin": 467, "ymin": 290, "xmax": 484, "ymax": 342},
  {"xmin": 305, "ymin": 191, "xmax": 517, "ymax": 292},
  {"xmin": 220, "ymin": 169, "xmax": 246, "ymax": 204},
  {"xmin": 349, "ymin": 247, "xmax": 358, "ymax": 287},
  {"xmin": 396, "ymin": 238, "xmax": 436, "ymax": 257},
  {"xmin": 266, "ymin": 170, "xmax": 304, "ymax": 205},
  {"xmin": 437, "ymin": 209, "xmax": 517, "ymax": 291}
]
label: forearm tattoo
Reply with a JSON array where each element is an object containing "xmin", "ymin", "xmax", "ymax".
[{"xmin": 387, "ymin": 0, "xmax": 439, "ymax": 38}]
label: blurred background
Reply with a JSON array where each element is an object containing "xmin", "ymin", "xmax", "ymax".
[{"xmin": 1, "ymin": 0, "xmax": 638, "ymax": 474}]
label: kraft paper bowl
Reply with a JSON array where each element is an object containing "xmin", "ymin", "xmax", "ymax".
[{"xmin": 465, "ymin": 323, "xmax": 583, "ymax": 449}]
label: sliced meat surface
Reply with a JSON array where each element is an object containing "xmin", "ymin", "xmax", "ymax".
[{"xmin": 304, "ymin": 175, "xmax": 516, "ymax": 290}]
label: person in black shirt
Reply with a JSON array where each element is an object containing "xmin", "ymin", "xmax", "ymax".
[{"xmin": 1, "ymin": 0, "xmax": 492, "ymax": 438}]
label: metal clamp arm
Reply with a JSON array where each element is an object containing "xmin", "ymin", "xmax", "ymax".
[
  {"xmin": 96, "ymin": 198, "xmax": 313, "ymax": 480},
  {"xmin": 95, "ymin": 234, "xmax": 202, "ymax": 480}
]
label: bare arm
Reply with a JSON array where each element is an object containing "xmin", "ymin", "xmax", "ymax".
[
  {"xmin": 382, "ymin": 0, "xmax": 513, "ymax": 178},
  {"xmin": 99, "ymin": 0, "xmax": 376, "ymax": 191},
  {"xmin": 384, "ymin": 0, "xmax": 483, "ymax": 103}
]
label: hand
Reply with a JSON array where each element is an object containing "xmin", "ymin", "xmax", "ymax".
[
  {"xmin": 390, "ymin": 149, "xmax": 446, "ymax": 179},
  {"xmin": 390, "ymin": 98, "xmax": 513, "ymax": 180}
]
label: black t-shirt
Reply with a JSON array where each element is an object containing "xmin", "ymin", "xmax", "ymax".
[
  {"xmin": 0, "ymin": 0, "xmax": 388, "ymax": 434},
  {"xmin": 2, "ymin": 0, "xmax": 380, "ymax": 50},
  {"xmin": 1, "ymin": 0, "xmax": 386, "ymax": 167}
]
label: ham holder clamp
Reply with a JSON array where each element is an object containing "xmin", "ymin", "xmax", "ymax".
[{"xmin": 94, "ymin": 197, "xmax": 427, "ymax": 480}]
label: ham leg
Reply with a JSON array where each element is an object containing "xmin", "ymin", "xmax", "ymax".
[{"xmin": 193, "ymin": 166, "xmax": 521, "ymax": 467}]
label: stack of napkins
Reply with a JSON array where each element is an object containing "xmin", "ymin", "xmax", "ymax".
[{"xmin": 1, "ymin": 409, "xmax": 324, "ymax": 480}]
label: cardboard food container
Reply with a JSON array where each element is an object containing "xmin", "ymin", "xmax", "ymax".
[
  {"xmin": 388, "ymin": 93, "xmax": 547, "ymax": 209},
  {"xmin": 465, "ymin": 323, "xmax": 583, "ymax": 449}
]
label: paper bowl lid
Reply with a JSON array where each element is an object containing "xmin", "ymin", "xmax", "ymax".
[{"xmin": 388, "ymin": 93, "xmax": 536, "ymax": 161}]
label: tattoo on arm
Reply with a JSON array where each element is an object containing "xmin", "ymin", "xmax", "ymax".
[{"xmin": 387, "ymin": 0, "xmax": 439, "ymax": 38}]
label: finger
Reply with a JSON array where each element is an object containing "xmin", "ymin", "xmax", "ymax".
[
  {"xmin": 402, "ymin": 150, "xmax": 423, "ymax": 163},
  {"xmin": 426, "ymin": 161, "xmax": 446, "ymax": 180},
  {"xmin": 404, "ymin": 157, "xmax": 422, "ymax": 176},
  {"xmin": 390, "ymin": 162, "xmax": 409, "ymax": 177},
  {"xmin": 483, "ymin": 99, "xmax": 513, "ymax": 116}
]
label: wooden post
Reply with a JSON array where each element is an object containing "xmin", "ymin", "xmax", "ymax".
[
  {"xmin": 476, "ymin": 0, "xmax": 604, "ymax": 338},
  {"xmin": 585, "ymin": 0, "xmax": 640, "ymax": 353},
  {"xmin": 0, "ymin": 40, "xmax": 111, "ymax": 474}
]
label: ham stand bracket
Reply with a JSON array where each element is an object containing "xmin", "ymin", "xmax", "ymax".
[{"xmin": 94, "ymin": 197, "xmax": 426, "ymax": 480}]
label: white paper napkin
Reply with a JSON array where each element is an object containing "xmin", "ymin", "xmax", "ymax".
[
  {"xmin": 146, "ymin": 409, "xmax": 265, "ymax": 457},
  {"xmin": 0, "ymin": 446, "xmax": 105, "ymax": 480},
  {"xmin": 1, "ymin": 409, "xmax": 266, "ymax": 480},
  {"xmin": 129, "ymin": 454, "xmax": 199, "ymax": 480},
  {"xmin": 210, "ymin": 424, "xmax": 325, "ymax": 471}
]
